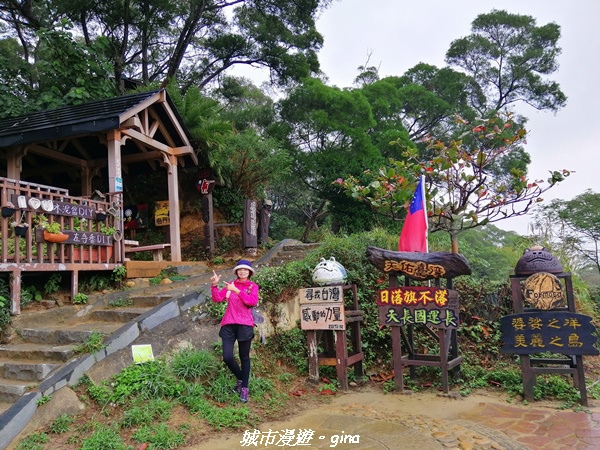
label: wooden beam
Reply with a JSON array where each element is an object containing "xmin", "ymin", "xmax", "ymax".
[
  {"xmin": 28, "ymin": 143, "xmax": 89, "ymax": 168},
  {"xmin": 118, "ymin": 91, "xmax": 162, "ymax": 123},
  {"xmin": 121, "ymin": 129, "xmax": 192, "ymax": 157}
]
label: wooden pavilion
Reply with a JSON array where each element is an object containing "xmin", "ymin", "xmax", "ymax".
[{"xmin": 0, "ymin": 90, "xmax": 198, "ymax": 313}]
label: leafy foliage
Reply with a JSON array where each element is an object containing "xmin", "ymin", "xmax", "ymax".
[
  {"xmin": 339, "ymin": 113, "xmax": 570, "ymax": 252},
  {"xmin": 446, "ymin": 9, "xmax": 566, "ymax": 114}
]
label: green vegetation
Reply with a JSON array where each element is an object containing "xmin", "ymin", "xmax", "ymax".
[
  {"xmin": 48, "ymin": 414, "xmax": 75, "ymax": 434},
  {"xmin": 18, "ymin": 343, "xmax": 297, "ymax": 448},
  {"xmin": 72, "ymin": 293, "xmax": 88, "ymax": 305},
  {"xmin": 36, "ymin": 395, "xmax": 52, "ymax": 406},
  {"xmin": 107, "ymin": 297, "xmax": 133, "ymax": 308},
  {"xmin": 149, "ymin": 267, "xmax": 183, "ymax": 286},
  {"xmin": 74, "ymin": 331, "xmax": 107, "ymax": 355},
  {"xmin": 16, "ymin": 431, "xmax": 49, "ymax": 450},
  {"xmin": 44, "ymin": 273, "xmax": 62, "ymax": 296}
]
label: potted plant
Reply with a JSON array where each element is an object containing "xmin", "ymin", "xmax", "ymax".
[
  {"xmin": 2, "ymin": 201, "xmax": 15, "ymax": 218},
  {"xmin": 34, "ymin": 215, "xmax": 69, "ymax": 243},
  {"xmin": 95, "ymin": 208, "xmax": 107, "ymax": 222},
  {"xmin": 10, "ymin": 219, "xmax": 29, "ymax": 237},
  {"xmin": 99, "ymin": 223, "xmax": 117, "ymax": 237}
]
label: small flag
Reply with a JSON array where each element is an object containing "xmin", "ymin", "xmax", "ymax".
[{"xmin": 398, "ymin": 175, "xmax": 428, "ymax": 252}]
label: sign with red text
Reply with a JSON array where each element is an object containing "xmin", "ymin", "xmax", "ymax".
[{"xmin": 377, "ymin": 286, "xmax": 460, "ymax": 329}]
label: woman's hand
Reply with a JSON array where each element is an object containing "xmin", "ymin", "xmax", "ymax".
[
  {"xmin": 226, "ymin": 282, "xmax": 240, "ymax": 294},
  {"xmin": 210, "ymin": 270, "xmax": 221, "ymax": 286}
]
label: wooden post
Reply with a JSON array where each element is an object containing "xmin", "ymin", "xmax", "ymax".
[{"xmin": 307, "ymin": 330, "xmax": 319, "ymax": 383}]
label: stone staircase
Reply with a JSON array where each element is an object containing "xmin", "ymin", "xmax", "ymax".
[
  {"xmin": 0, "ymin": 291, "xmax": 175, "ymax": 416},
  {"xmin": 256, "ymin": 241, "xmax": 321, "ymax": 268},
  {"xmin": 0, "ymin": 238, "xmax": 321, "ymax": 446}
]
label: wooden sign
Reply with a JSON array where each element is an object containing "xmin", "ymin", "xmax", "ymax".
[
  {"xmin": 299, "ymin": 285, "xmax": 344, "ymax": 304},
  {"xmin": 36, "ymin": 229, "xmax": 112, "ymax": 246},
  {"xmin": 366, "ymin": 246, "xmax": 471, "ymax": 281},
  {"xmin": 377, "ymin": 287, "xmax": 460, "ymax": 329},
  {"xmin": 300, "ymin": 303, "xmax": 346, "ymax": 330},
  {"xmin": 500, "ymin": 311, "xmax": 599, "ymax": 355},
  {"xmin": 11, "ymin": 194, "xmax": 95, "ymax": 219}
]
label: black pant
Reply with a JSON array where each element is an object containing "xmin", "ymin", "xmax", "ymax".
[{"xmin": 220, "ymin": 324, "xmax": 254, "ymax": 388}]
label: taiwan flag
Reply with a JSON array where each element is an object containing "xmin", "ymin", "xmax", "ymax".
[{"xmin": 398, "ymin": 175, "xmax": 428, "ymax": 252}]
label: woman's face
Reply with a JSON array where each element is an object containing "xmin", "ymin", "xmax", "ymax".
[{"xmin": 236, "ymin": 268, "xmax": 250, "ymax": 279}]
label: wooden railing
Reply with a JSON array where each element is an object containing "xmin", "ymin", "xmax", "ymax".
[{"xmin": 0, "ymin": 177, "xmax": 124, "ymax": 313}]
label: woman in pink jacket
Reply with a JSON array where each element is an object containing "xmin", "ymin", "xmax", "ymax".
[{"xmin": 210, "ymin": 259, "xmax": 259, "ymax": 403}]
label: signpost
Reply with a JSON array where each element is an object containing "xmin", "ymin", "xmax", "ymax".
[
  {"xmin": 301, "ymin": 284, "xmax": 363, "ymax": 390},
  {"xmin": 506, "ymin": 247, "xmax": 599, "ymax": 406}
]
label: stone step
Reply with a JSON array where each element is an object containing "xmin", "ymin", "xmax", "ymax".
[
  {"xmin": 89, "ymin": 307, "xmax": 150, "ymax": 322},
  {"xmin": 0, "ymin": 401, "xmax": 11, "ymax": 415},
  {"xmin": 0, "ymin": 378, "xmax": 33, "ymax": 402},
  {"xmin": 17, "ymin": 321, "xmax": 123, "ymax": 345},
  {"xmin": 280, "ymin": 250, "xmax": 309, "ymax": 259},
  {"xmin": 282, "ymin": 243, "xmax": 321, "ymax": 252},
  {"xmin": 0, "ymin": 359, "xmax": 61, "ymax": 381},
  {"xmin": 129, "ymin": 294, "xmax": 172, "ymax": 308},
  {"xmin": 0, "ymin": 343, "xmax": 76, "ymax": 362}
]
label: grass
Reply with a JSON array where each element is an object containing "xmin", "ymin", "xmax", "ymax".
[
  {"xmin": 74, "ymin": 331, "xmax": 107, "ymax": 355},
  {"xmin": 16, "ymin": 339, "xmax": 322, "ymax": 449}
]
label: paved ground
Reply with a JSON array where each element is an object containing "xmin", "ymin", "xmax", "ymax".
[{"xmin": 197, "ymin": 388, "xmax": 600, "ymax": 450}]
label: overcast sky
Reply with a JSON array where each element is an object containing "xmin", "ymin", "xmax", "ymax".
[{"xmin": 313, "ymin": 0, "xmax": 600, "ymax": 235}]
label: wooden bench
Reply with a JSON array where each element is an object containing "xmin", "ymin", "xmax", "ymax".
[{"xmin": 124, "ymin": 243, "xmax": 171, "ymax": 261}]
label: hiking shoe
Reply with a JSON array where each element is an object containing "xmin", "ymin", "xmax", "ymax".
[
  {"xmin": 232, "ymin": 379, "xmax": 242, "ymax": 394},
  {"xmin": 240, "ymin": 387, "xmax": 249, "ymax": 403}
]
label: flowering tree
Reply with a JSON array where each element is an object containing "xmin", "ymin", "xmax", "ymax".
[{"xmin": 337, "ymin": 113, "xmax": 570, "ymax": 253}]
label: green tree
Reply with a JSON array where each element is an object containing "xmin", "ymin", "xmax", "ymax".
[
  {"xmin": 273, "ymin": 77, "xmax": 384, "ymax": 235},
  {"xmin": 533, "ymin": 191, "xmax": 600, "ymax": 277},
  {"xmin": 0, "ymin": 25, "xmax": 116, "ymax": 117},
  {"xmin": 446, "ymin": 9, "xmax": 566, "ymax": 115},
  {"xmin": 362, "ymin": 64, "xmax": 481, "ymax": 145},
  {"xmin": 1, "ymin": 0, "xmax": 331, "ymax": 94}
]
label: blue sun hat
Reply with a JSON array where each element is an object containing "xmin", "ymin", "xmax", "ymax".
[{"xmin": 233, "ymin": 259, "xmax": 255, "ymax": 276}]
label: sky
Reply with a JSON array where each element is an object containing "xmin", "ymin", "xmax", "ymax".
[
  {"xmin": 316, "ymin": 0, "xmax": 600, "ymax": 235},
  {"xmin": 242, "ymin": 0, "xmax": 600, "ymax": 236}
]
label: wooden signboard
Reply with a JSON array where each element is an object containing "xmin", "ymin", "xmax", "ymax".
[
  {"xmin": 300, "ymin": 285, "xmax": 346, "ymax": 330},
  {"xmin": 299, "ymin": 285, "xmax": 344, "ymax": 304},
  {"xmin": 500, "ymin": 311, "xmax": 599, "ymax": 355},
  {"xmin": 36, "ymin": 229, "xmax": 112, "ymax": 246},
  {"xmin": 300, "ymin": 303, "xmax": 346, "ymax": 330},
  {"xmin": 377, "ymin": 286, "xmax": 460, "ymax": 329},
  {"xmin": 11, "ymin": 194, "xmax": 95, "ymax": 218}
]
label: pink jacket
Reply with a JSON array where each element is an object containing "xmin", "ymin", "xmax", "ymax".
[{"xmin": 211, "ymin": 279, "xmax": 259, "ymax": 327}]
